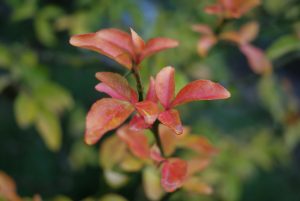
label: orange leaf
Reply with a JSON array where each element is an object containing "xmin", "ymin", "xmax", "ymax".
[
  {"xmin": 183, "ymin": 177, "xmax": 213, "ymax": 195},
  {"xmin": 95, "ymin": 72, "xmax": 137, "ymax": 103},
  {"xmin": 135, "ymin": 100, "xmax": 159, "ymax": 125},
  {"xmin": 182, "ymin": 136, "xmax": 218, "ymax": 155},
  {"xmin": 158, "ymin": 109, "xmax": 183, "ymax": 135},
  {"xmin": 239, "ymin": 44, "xmax": 272, "ymax": 74},
  {"xmin": 117, "ymin": 125, "xmax": 150, "ymax": 159},
  {"xmin": 161, "ymin": 158, "xmax": 187, "ymax": 192},
  {"xmin": 171, "ymin": 80, "xmax": 231, "ymax": 107},
  {"xmin": 192, "ymin": 24, "xmax": 214, "ymax": 35},
  {"xmin": 0, "ymin": 171, "xmax": 21, "ymax": 201},
  {"xmin": 197, "ymin": 35, "xmax": 217, "ymax": 57},
  {"xmin": 85, "ymin": 98, "xmax": 134, "ymax": 145},
  {"xmin": 130, "ymin": 28, "xmax": 145, "ymax": 58},
  {"xmin": 239, "ymin": 21, "xmax": 259, "ymax": 44},
  {"xmin": 140, "ymin": 38, "xmax": 179, "ymax": 62},
  {"xmin": 187, "ymin": 158, "xmax": 211, "ymax": 176},
  {"xmin": 155, "ymin": 66, "xmax": 175, "ymax": 109},
  {"xmin": 70, "ymin": 30, "xmax": 133, "ymax": 69},
  {"xmin": 220, "ymin": 31, "xmax": 243, "ymax": 44}
]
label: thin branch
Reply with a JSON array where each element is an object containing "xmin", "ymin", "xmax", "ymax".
[{"xmin": 151, "ymin": 121, "xmax": 165, "ymax": 158}]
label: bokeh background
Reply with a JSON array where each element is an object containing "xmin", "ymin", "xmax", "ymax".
[{"xmin": 1, "ymin": 0, "xmax": 300, "ymax": 200}]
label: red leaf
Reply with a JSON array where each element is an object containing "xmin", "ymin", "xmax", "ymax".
[
  {"xmin": 204, "ymin": 4, "xmax": 223, "ymax": 15},
  {"xmin": 69, "ymin": 29, "xmax": 133, "ymax": 69},
  {"xmin": 130, "ymin": 28, "xmax": 145, "ymax": 58},
  {"xmin": 239, "ymin": 44, "xmax": 272, "ymax": 74},
  {"xmin": 135, "ymin": 100, "xmax": 159, "ymax": 125},
  {"xmin": 95, "ymin": 83, "xmax": 127, "ymax": 101},
  {"xmin": 117, "ymin": 125, "xmax": 150, "ymax": 159},
  {"xmin": 145, "ymin": 77, "xmax": 158, "ymax": 102},
  {"xmin": 129, "ymin": 115, "xmax": 151, "ymax": 131},
  {"xmin": 85, "ymin": 98, "xmax": 134, "ymax": 145},
  {"xmin": 155, "ymin": 66, "xmax": 175, "ymax": 109},
  {"xmin": 95, "ymin": 72, "xmax": 137, "ymax": 103},
  {"xmin": 158, "ymin": 109, "xmax": 183, "ymax": 135},
  {"xmin": 161, "ymin": 158, "xmax": 187, "ymax": 192},
  {"xmin": 171, "ymin": 80, "xmax": 231, "ymax": 107},
  {"xmin": 140, "ymin": 38, "xmax": 179, "ymax": 62},
  {"xmin": 197, "ymin": 35, "xmax": 217, "ymax": 57}
]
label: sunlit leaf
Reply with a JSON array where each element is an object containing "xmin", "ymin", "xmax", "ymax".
[{"xmin": 104, "ymin": 170, "xmax": 128, "ymax": 188}]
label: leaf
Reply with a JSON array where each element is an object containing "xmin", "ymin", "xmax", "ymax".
[
  {"xmin": 266, "ymin": 35, "xmax": 300, "ymax": 61},
  {"xmin": 135, "ymin": 100, "xmax": 159, "ymax": 124},
  {"xmin": 70, "ymin": 31, "xmax": 132, "ymax": 69},
  {"xmin": 117, "ymin": 125, "xmax": 150, "ymax": 159},
  {"xmin": 145, "ymin": 77, "xmax": 158, "ymax": 102},
  {"xmin": 192, "ymin": 24, "xmax": 213, "ymax": 35},
  {"xmin": 85, "ymin": 98, "xmax": 134, "ymax": 145},
  {"xmin": 158, "ymin": 110, "xmax": 183, "ymax": 135},
  {"xmin": 197, "ymin": 35, "xmax": 217, "ymax": 57},
  {"xmin": 239, "ymin": 44, "xmax": 272, "ymax": 74},
  {"xmin": 99, "ymin": 135, "xmax": 127, "ymax": 169},
  {"xmin": 183, "ymin": 178, "xmax": 213, "ymax": 195},
  {"xmin": 143, "ymin": 167, "xmax": 165, "ymax": 201},
  {"xmin": 220, "ymin": 31, "xmax": 243, "ymax": 44},
  {"xmin": 95, "ymin": 72, "xmax": 137, "ymax": 103},
  {"xmin": 0, "ymin": 171, "xmax": 21, "ymax": 201},
  {"xmin": 159, "ymin": 125, "xmax": 179, "ymax": 156},
  {"xmin": 100, "ymin": 194, "xmax": 128, "ymax": 201},
  {"xmin": 119, "ymin": 153, "xmax": 144, "ymax": 172},
  {"xmin": 14, "ymin": 92, "xmax": 37, "ymax": 128},
  {"xmin": 155, "ymin": 66, "xmax": 175, "ymax": 109},
  {"xmin": 187, "ymin": 158, "xmax": 211, "ymax": 176},
  {"xmin": 104, "ymin": 170, "xmax": 128, "ymax": 188},
  {"xmin": 181, "ymin": 136, "xmax": 218, "ymax": 155},
  {"xmin": 150, "ymin": 145, "xmax": 165, "ymax": 163},
  {"xmin": 140, "ymin": 38, "xmax": 179, "ymax": 62},
  {"xmin": 129, "ymin": 115, "xmax": 151, "ymax": 131},
  {"xmin": 130, "ymin": 28, "xmax": 145, "ymax": 57},
  {"xmin": 161, "ymin": 158, "xmax": 187, "ymax": 192},
  {"xmin": 35, "ymin": 108, "xmax": 62, "ymax": 151},
  {"xmin": 239, "ymin": 21, "xmax": 259, "ymax": 43},
  {"xmin": 171, "ymin": 80, "xmax": 230, "ymax": 107}
]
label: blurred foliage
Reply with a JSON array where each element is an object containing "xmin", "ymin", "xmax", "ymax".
[{"xmin": 0, "ymin": 0, "xmax": 300, "ymax": 201}]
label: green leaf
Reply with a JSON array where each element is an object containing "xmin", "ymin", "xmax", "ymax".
[
  {"xmin": 143, "ymin": 166, "xmax": 165, "ymax": 201},
  {"xmin": 267, "ymin": 35, "xmax": 300, "ymax": 61},
  {"xmin": 14, "ymin": 92, "xmax": 37, "ymax": 128},
  {"xmin": 34, "ymin": 82, "xmax": 73, "ymax": 114},
  {"xmin": 99, "ymin": 194, "xmax": 128, "ymax": 201},
  {"xmin": 35, "ymin": 108, "xmax": 62, "ymax": 151},
  {"xmin": 11, "ymin": 0, "xmax": 37, "ymax": 21},
  {"xmin": 103, "ymin": 170, "xmax": 128, "ymax": 188}
]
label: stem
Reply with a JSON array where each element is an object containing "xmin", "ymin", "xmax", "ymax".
[
  {"xmin": 132, "ymin": 64, "xmax": 144, "ymax": 101},
  {"xmin": 151, "ymin": 121, "xmax": 165, "ymax": 158},
  {"xmin": 130, "ymin": 63, "xmax": 165, "ymax": 157}
]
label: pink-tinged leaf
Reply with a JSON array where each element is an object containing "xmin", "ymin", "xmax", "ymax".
[
  {"xmin": 150, "ymin": 145, "xmax": 165, "ymax": 163},
  {"xmin": 69, "ymin": 31, "xmax": 133, "ymax": 69},
  {"xmin": 239, "ymin": 44, "xmax": 272, "ymax": 74},
  {"xmin": 239, "ymin": 21, "xmax": 259, "ymax": 44},
  {"xmin": 197, "ymin": 35, "xmax": 217, "ymax": 57},
  {"xmin": 129, "ymin": 115, "xmax": 151, "ymax": 131},
  {"xmin": 192, "ymin": 24, "xmax": 214, "ymax": 35},
  {"xmin": 204, "ymin": 4, "xmax": 223, "ymax": 15},
  {"xmin": 95, "ymin": 83, "xmax": 126, "ymax": 101},
  {"xmin": 183, "ymin": 177, "xmax": 213, "ymax": 195},
  {"xmin": 95, "ymin": 72, "xmax": 137, "ymax": 103},
  {"xmin": 187, "ymin": 158, "xmax": 211, "ymax": 176},
  {"xmin": 155, "ymin": 66, "xmax": 175, "ymax": 109},
  {"xmin": 130, "ymin": 28, "xmax": 145, "ymax": 57},
  {"xmin": 135, "ymin": 100, "xmax": 159, "ymax": 125},
  {"xmin": 161, "ymin": 158, "xmax": 187, "ymax": 192},
  {"xmin": 145, "ymin": 77, "xmax": 158, "ymax": 102},
  {"xmin": 85, "ymin": 98, "xmax": 134, "ymax": 145},
  {"xmin": 171, "ymin": 80, "xmax": 231, "ymax": 107},
  {"xmin": 158, "ymin": 109, "xmax": 183, "ymax": 135},
  {"xmin": 117, "ymin": 125, "xmax": 150, "ymax": 159},
  {"xmin": 139, "ymin": 38, "xmax": 179, "ymax": 62}
]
